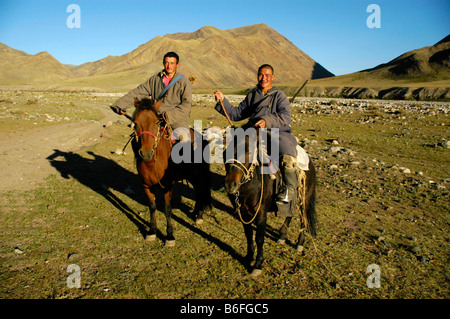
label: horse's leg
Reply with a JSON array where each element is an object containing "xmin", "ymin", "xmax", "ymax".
[
  {"xmin": 243, "ymin": 222, "xmax": 254, "ymax": 263},
  {"xmin": 194, "ymin": 185, "xmax": 212, "ymax": 226},
  {"xmin": 163, "ymin": 189, "xmax": 175, "ymax": 247},
  {"xmin": 252, "ymin": 213, "xmax": 267, "ymax": 276},
  {"xmin": 191, "ymin": 164, "xmax": 212, "ymax": 226},
  {"xmin": 296, "ymin": 219, "xmax": 306, "ymax": 254},
  {"xmin": 192, "ymin": 182, "xmax": 204, "ymax": 225},
  {"xmin": 194, "ymin": 201, "xmax": 204, "ymax": 225},
  {"xmin": 278, "ymin": 217, "xmax": 293, "ymax": 244},
  {"xmin": 144, "ymin": 187, "xmax": 157, "ymax": 241}
]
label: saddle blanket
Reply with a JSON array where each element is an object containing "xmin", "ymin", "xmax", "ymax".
[{"xmin": 296, "ymin": 145, "xmax": 309, "ymax": 171}]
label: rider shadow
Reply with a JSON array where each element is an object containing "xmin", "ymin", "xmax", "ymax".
[{"xmin": 47, "ymin": 149, "xmax": 249, "ymax": 269}]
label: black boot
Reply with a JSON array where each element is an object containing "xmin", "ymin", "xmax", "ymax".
[{"xmin": 276, "ymin": 168, "xmax": 298, "ymax": 203}]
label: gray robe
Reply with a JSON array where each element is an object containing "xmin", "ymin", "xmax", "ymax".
[
  {"xmin": 215, "ymin": 87, "xmax": 297, "ymax": 158},
  {"xmin": 112, "ymin": 70, "xmax": 192, "ymax": 130}
]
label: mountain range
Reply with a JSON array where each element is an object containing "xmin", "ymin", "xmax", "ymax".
[
  {"xmin": 0, "ymin": 43, "xmax": 72, "ymax": 85},
  {"xmin": 0, "ymin": 24, "xmax": 333, "ymax": 89},
  {"xmin": 296, "ymin": 34, "xmax": 450, "ymax": 100},
  {"xmin": 308, "ymin": 34, "xmax": 450, "ymax": 88},
  {"xmin": 0, "ymin": 23, "xmax": 448, "ymax": 97},
  {"xmin": 360, "ymin": 34, "xmax": 450, "ymax": 81}
]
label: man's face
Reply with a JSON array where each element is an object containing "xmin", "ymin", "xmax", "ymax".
[
  {"xmin": 258, "ymin": 68, "xmax": 274, "ymax": 90},
  {"xmin": 163, "ymin": 57, "xmax": 179, "ymax": 76}
]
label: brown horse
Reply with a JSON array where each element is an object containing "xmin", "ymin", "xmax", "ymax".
[
  {"xmin": 224, "ymin": 124, "xmax": 317, "ymax": 276},
  {"xmin": 130, "ymin": 97, "xmax": 212, "ymax": 246}
]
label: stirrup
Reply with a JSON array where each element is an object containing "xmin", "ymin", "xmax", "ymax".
[{"xmin": 276, "ymin": 189, "xmax": 290, "ymax": 204}]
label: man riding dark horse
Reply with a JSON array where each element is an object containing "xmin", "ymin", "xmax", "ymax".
[{"xmin": 214, "ymin": 64, "xmax": 299, "ymax": 211}]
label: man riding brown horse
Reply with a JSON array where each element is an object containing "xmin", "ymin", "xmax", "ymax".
[
  {"xmin": 109, "ymin": 52, "xmax": 211, "ymax": 244},
  {"xmin": 111, "ymin": 51, "xmax": 192, "ymax": 143}
]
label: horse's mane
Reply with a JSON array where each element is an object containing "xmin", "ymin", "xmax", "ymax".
[{"xmin": 133, "ymin": 98, "xmax": 160, "ymax": 119}]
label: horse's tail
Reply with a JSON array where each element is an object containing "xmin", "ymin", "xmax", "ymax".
[
  {"xmin": 299, "ymin": 161, "xmax": 317, "ymax": 236},
  {"xmin": 305, "ymin": 181, "xmax": 317, "ymax": 236}
]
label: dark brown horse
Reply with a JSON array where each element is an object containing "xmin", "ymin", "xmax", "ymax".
[
  {"xmin": 224, "ymin": 124, "xmax": 317, "ymax": 276},
  {"xmin": 129, "ymin": 97, "xmax": 212, "ymax": 246}
]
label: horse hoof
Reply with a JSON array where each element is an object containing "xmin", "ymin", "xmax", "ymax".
[
  {"xmin": 145, "ymin": 234, "xmax": 156, "ymax": 241},
  {"xmin": 165, "ymin": 240, "xmax": 176, "ymax": 247},
  {"xmin": 277, "ymin": 238, "xmax": 286, "ymax": 245},
  {"xmin": 195, "ymin": 219, "xmax": 203, "ymax": 226},
  {"xmin": 297, "ymin": 245, "xmax": 304, "ymax": 254},
  {"xmin": 251, "ymin": 269, "xmax": 262, "ymax": 277}
]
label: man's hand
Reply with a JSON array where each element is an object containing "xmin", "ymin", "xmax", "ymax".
[
  {"xmin": 255, "ymin": 119, "xmax": 266, "ymax": 128},
  {"xmin": 110, "ymin": 105, "xmax": 124, "ymax": 115},
  {"xmin": 214, "ymin": 91, "xmax": 224, "ymax": 103}
]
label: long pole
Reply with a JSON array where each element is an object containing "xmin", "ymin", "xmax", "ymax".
[
  {"xmin": 219, "ymin": 100, "xmax": 234, "ymax": 127},
  {"xmin": 289, "ymin": 79, "xmax": 309, "ymax": 103}
]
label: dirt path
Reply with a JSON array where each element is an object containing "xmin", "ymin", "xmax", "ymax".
[{"xmin": 0, "ymin": 108, "xmax": 118, "ymax": 191}]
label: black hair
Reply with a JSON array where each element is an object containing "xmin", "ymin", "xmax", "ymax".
[
  {"xmin": 258, "ymin": 64, "xmax": 274, "ymax": 74},
  {"xmin": 163, "ymin": 51, "xmax": 179, "ymax": 64}
]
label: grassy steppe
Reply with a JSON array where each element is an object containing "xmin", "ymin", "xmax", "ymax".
[{"xmin": 0, "ymin": 91, "xmax": 448, "ymax": 299}]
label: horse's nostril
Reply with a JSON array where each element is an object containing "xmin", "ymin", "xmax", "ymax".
[
  {"xmin": 139, "ymin": 149, "xmax": 154, "ymax": 162},
  {"xmin": 225, "ymin": 180, "xmax": 238, "ymax": 194}
]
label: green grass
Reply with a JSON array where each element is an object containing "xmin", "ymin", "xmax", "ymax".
[{"xmin": 0, "ymin": 91, "xmax": 449, "ymax": 299}]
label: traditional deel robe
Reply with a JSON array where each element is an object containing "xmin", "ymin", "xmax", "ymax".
[
  {"xmin": 215, "ymin": 87, "xmax": 298, "ymax": 158},
  {"xmin": 112, "ymin": 70, "xmax": 192, "ymax": 130}
]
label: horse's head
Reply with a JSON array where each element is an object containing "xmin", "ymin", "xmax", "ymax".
[
  {"xmin": 133, "ymin": 97, "xmax": 165, "ymax": 162},
  {"xmin": 224, "ymin": 124, "xmax": 260, "ymax": 195}
]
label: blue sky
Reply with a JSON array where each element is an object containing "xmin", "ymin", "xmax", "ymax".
[{"xmin": 0, "ymin": 0, "xmax": 448, "ymax": 76}]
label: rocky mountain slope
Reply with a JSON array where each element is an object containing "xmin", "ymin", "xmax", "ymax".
[
  {"xmin": 363, "ymin": 34, "xmax": 450, "ymax": 80},
  {"xmin": 0, "ymin": 24, "xmax": 334, "ymax": 89},
  {"xmin": 68, "ymin": 23, "xmax": 334, "ymax": 89},
  {"xmin": 302, "ymin": 35, "xmax": 450, "ymax": 100},
  {"xmin": 1, "ymin": 26, "xmax": 448, "ymax": 100},
  {"xmin": 0, "ymin": 43, "xmax": 72, "ymax": 85}
]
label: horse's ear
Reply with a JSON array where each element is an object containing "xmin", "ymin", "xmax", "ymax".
[
  {"xmin": 134, "ymin": 97, "xmax": 140, "ymax": 108},
  {"xmin": 153, "ymin": 99, "xmax": 162, "ymax": 112}
]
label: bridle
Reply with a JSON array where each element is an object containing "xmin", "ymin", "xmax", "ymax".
[
  {"xmin": 135, "ymin": 118, "xmax": 172, "ymax": 162},
  {"xmin": 225, "ymin": 138, "xmax": 265, "ymax": 225},
  {"xmin": 225, "ymin": 158, "xmax": 258, "ymax": 186},
  {"xmin": 114, "ymin": 100, "xmax": 173, "ymax": 163},
  {"xmin": 136, "ymin": 124, "xmax": 161, "ymax": 160},
  {"xmin": 136, "ymin": 130, "xmax": 157, "ymax": 139}
]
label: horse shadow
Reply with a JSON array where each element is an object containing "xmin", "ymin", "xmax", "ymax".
[
  {"xmin": 47, "ymin": 150, "xmax": 152, "ymax": 236},
  {"xmin": 47, "ymin": 149, "xmax": 250, "ymax": 270}
]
